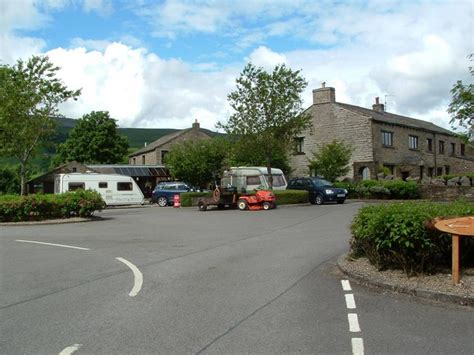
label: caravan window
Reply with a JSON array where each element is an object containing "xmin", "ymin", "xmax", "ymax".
[
  {"xmin": 117, "ymin": 182, "xmax": 133, "ymax": 191},
  {"xmin": 98, "ymin": 182, "xmax": 108, "ymax": 188},
  {"xmin": 68, "ymin": 182, "xmax": 85, "ymax": 191},
  {"xmin": 265, "ymin": 174, "xmax": 286, "ymax": 187},
  {"xmin": 246, "ymin": 176, "xmax": 261, "ymax": 185}
]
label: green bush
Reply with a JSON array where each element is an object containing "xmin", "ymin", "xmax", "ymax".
[
  {"xmin": 335, "ymin": 180, "xmax": 420, "ymax": 200},
  {"xmin": 0, "ymin": 190, "xmax": 105, "ymax": 222},
  {"xmin": 383, "ymin": 180, "xmax": 420, "ymax": 199},
  {"xmin": 351, "ymin": 200, "xmax": 474, "ymax": 275},
  {"xmin": 274, "ymin": 190, "xmax": 308, "ymax": 204}
]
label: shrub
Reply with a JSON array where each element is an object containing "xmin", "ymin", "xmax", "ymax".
[
  {"xmin": 274, "ymin": 190, "xmax": 308, "ymax": 205},
  {"xmin": 0, "ymin": 190, "xmax": 105, "ymax": 222},
  {"xmin": 351, "ymin": 200, "xmax": 474, "ymax": 275},
  {"xmin": 383, "ymin": 180, "xmax": 420, "ymax": 199}
]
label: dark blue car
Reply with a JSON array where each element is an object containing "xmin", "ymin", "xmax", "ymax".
[
  {"xmin": 287, "ymin": 177, "xmax": 348, "ymax": 205},
  {"xmin": 151, "ymin": 182, "xmax": 191, "ymax": 207}
]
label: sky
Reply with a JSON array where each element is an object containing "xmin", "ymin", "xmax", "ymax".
[{"xmin": 1, "ymin": 0, "xmax": 473, "ymax": 131}]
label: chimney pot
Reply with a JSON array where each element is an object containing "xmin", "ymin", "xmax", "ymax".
[{"xmin": 375, "ymin": 97, "xmax": 379, "ymax": 104}]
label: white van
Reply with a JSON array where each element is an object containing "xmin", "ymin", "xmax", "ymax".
[
  {"xmin": 54, "ymin": 173, "xmax": 144, "ymax": 206},
  {"xmin": 221, "ymin": 167, "xmax": 287, "ymax": 192}
]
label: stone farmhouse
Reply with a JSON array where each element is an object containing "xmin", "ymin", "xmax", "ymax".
[
  {"xmin": 290, "ymin": 85, "xmax": 473, "ymax": 181},
  {"xmin": 128, "ymin": 120, "xmax": 214, "ymax": 165}
]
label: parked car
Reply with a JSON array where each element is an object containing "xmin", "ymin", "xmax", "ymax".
[
  {"xmin": 287, "ymin": 177, "xmax": 348, "ymax": 205},
  {"xmin": 151, "ymin": 182, "xmax": 191, "ymax": 207}
]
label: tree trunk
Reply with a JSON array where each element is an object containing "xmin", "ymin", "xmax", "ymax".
[
  {"xmin": 266, "ymin": 157, "xmax": 273, "ymax": 190},
  {"xmin": 20, "ymin": 161, "xmax": 26, "ymax": 195}
]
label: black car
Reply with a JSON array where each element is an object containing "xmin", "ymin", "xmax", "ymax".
[{"xmin": 287, "ymin": 177, "xmax": 348, "ymax": 205}]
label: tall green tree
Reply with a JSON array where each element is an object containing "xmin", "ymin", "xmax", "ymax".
[
  {"xmin": 0, "ymin": 56, "xmax": 81, "ymax": 195},
  {"xmin": 166, "ymin": 138, "xmax": 229, "ymax": 189},
  {"xmin": 217, "ymin": 63, "xmax": 310, "ymax": 188},
  {"xmin": 308, "ymin": 140, "xmax": 353, "ymax": 182},
  {"xmin": 448, "ymin": 54, "xmax": 473, "ymax": 140},
  {"xmin": 55, "ymin": 111, "xmax": 129, "ymax": 164}
]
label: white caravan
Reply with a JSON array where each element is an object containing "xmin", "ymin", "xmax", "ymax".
[
  {"xmin": 54, "ymin": 173, "xmax": 144, "ymax": 206},
  {"xmin": 221, "ymin": 167, "xmax": 287, "ymax": 192}
]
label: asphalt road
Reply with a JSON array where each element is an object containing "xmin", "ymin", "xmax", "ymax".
[{"xmin": 1, "ymin": 202, "xmax": 472, "ymax": 354}]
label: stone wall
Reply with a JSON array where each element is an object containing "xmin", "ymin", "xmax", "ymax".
[{"xmin": 419, "ymin": 186, "xmax": 474, "ymax": 202}]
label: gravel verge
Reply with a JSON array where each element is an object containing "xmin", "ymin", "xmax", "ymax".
[{"xmin": 338, "ymin": 254, "xmax": 474, "ymax": 307}]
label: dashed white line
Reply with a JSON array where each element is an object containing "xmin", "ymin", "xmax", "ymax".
[
  {"xmin": 348, "ymin": 313, "xmax": 361, "ymax": 332},
  {"xmin": 341, "ymin": 279, "xmax": 352, "ymax": 291},
  {"xmin": 351, "ymin": 338, "xmax": 364, "ymax": 355},
  {"xmin": 16, "ymin": 240, "xmax": 90, "ymax": 251},
  {"xmin": 59, "ymin": 344, "xmax": 82, "ymax": 355},
  {"xmin": 116, "ymin": 257, "xmax": 143, "ymax": 297},
  {"xmin": 345, "ymin": 293, "xmax": 356, "ymax": 309}
]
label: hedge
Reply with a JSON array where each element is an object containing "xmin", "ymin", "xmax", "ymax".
[
  {"xmin": 351, "ymin": 200, "xmax": 474, "ymax": 275},
  {"xmin": 180, "ymin": 189, "xmax": 309, "ymax": 207},
  {"xmin": 334, "ymin": 180, "xmax": 420, "ymax": 199},
  {"xmin": 0, "ymin": 190, "xmax": 106, "ymax": 222}
]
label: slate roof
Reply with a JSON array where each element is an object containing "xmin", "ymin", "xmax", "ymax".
[{"xmin": 336, "ymin": 102, "xmax": 455, "ymax": 136}]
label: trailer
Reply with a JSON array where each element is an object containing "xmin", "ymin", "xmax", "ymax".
[
  {"xmin": 54, "ymin": 173, "xmax": 145, "ymax": 206},
  {"xmin": 196, "ymin": 187, "xmax": 239, "ymax": 211}
]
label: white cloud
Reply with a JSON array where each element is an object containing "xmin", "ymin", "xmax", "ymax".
[
  {"xmin": 248, "ymin": 46, "xmax": 287, "ymax": 70},
  {"xmin": 47, "ymin": 43, "xmax": 237, "ymax": 130}
]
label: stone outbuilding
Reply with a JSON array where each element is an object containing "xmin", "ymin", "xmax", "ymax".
[
  {"xmin": 128, "ymin": 120, "xmax": 215, "ymax": 165},
  {"xmin": 290, "ymin": 85, "xmax": 474, "ymax": 181}
]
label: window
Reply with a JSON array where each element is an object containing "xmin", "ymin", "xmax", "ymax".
[
  {"xmin": 449, "ymin": 143, "xmax": 456, "ymax": 156},
  {"xmin": 132, "ymin": 157, "xmax": 136, "ymax": 165},
  {"xmin": 381, "ymin": 131, "xmax": 393, "ymax": 147},
  {"xmin": 265, "ymin": 174, "xmax": 286, "ymax": 187},
  {"xmin": 426, "ymin": 138, "xmax": 433, "ymax": 152},
  {"xmin": 68, "ymin": 182, "xmax": 85, "ymax": 191},
  {"xmin": 246, "ymin": 176, "xmax": 261, "ymax": 185},
  {"xmin": 445, "ymin": 166, "xmax": 450, "ymax": 175},
  {"xmin": 161, "ymin": 150, "xmax": 169, "ymax": 163},
  {"xmin": 436, "ymin": 167, "xmax": 443, "ymax": 176},
  {"xmin": 294, "ymin": 137, "xmax": 304, "ymax": 154},
  {"xmin": 98, "ymin": 182, "xmax": 108, "ymax": 188},
  {"xmin": 117, "ymin": 182, "xmax": 133, "ymax": 191},
  {"xmin": 461, "ymin": 144, "xmax": 465, "ymax": 156},
  {"xmin": 408, "ymin": 135, "xmax": 418, "ymax": 149},
  {"xmin": 438, "ymin": 140, "xmax": 444, "ymax": 154},
  {"xmin": 142, "ymin": 155, "xmax": 145, "ymax": 164}
]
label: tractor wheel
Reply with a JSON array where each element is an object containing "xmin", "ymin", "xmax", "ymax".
[
  {"xmin": 262, "ymin": 202, "xmax": 271, "ymax": 210},
  {"xmin": 157, "ymin": 196, "xmax": 168, "ymax": 207},
  {"xmin": 198, "ymin": 202, "xmax": 207, "ymax": 211},
  {"xmin": 237, "ymin": 199, "xmax": 249, "ymax": 210}
]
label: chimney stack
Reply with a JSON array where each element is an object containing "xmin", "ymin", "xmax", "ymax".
[
  {"xmin": 192, "ymin": 119, "xmax": 200, "ymax": 130},
  {"xmin": 372, "ymin": 97, "xmax": 384, "ymax": 113},
  {"xmin": 312, "ymin": 83, "xmax": 335, "ymax": 105}
]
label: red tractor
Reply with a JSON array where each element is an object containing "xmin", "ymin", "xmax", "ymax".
[{"xmin": 237, "ymin": 190, "xmax": 276, "ymax": 211}]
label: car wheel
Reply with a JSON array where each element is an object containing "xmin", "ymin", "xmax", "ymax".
[
  {"xmin": 309, "ymin": 196, "xmax": 316, "ymax": 205},
  {"xmin": 337, "ymin": 200, "xmax": 345, "ymax": 204},
  {"xmin": 262, "ymin": 202, "xmax": 271, "ymax": 210},
  {"xmin": 157, "ymin": 196, "xmax": 168, "ymax": 207},
  {"xmin": 315, "ymin": 194, "xmax": 324, "ymax": 205},
  {"xmin": 237, "ymin": 199, "xmax": 248, "ymax": 210}
]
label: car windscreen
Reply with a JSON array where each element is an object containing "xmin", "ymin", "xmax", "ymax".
[{"xmin": 310, "ymin": 178, "xmax": 333, "ymax": 187}]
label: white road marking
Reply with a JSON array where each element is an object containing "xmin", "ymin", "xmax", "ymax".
[
  {"xmin": 341, "ymin": 279, "xmax": 352, "ymax": 291},
  {"xmin": 348, "ymin": 313, "xmax": 361, "ymax": 332},
  {"xmin": 116, "ymin": 257, "xmax": 143, "ymax": 297},
  {"xmin": 16, "ymin": 240, "xmax": 90, "ymax": 251},
  {"xmin": 59, "ymin": 344, "xmax": 82, "ymax": 355},
  {"xmin": 351, "ymin": 338, "xmax": 364, "ymax": 355},
  {"xmin": 345, "ymin": 294, "xmax": 356, "ymax": 309}
]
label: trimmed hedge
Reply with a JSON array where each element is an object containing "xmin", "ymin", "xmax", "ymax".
[
  {"xmin": 351, "ymin": 200, "xmax": 474, "ymax": 275},
  {"xmin": 334, "ymin": 180, "xmax": 420, "ymax": 199},
  {"xmin": 0, "ymin": 190, "xmax": 106, "ymax": 222},
  {"xmin": 180, "ymin": 189, "xmax": 309, "ymax": 207}
]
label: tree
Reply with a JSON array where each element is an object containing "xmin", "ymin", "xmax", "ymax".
[
  {"xmin": 308, "ymin": 140, "xmax": 352, "ymax": 182},
  {"xmin": 217, "ymin": 63, "xmax": 310, "ymax": 188},
  {"xmin": 55, "ymin": 111, "xmax": 129, "ymax": 164},
  {"xmin": 166, "ymin": 138, "xmax": 229, "ymax": 189},
  {"xmin": 0, "ymin": 56, "xmax": 81, "ymax": 195},
  {"xmin": 448, "ymin": 54, "xmax": 473, "ymax": 140},
  {"xmin": 0, "ymin": 166, "xmax": 21, "ymax": 195}
]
